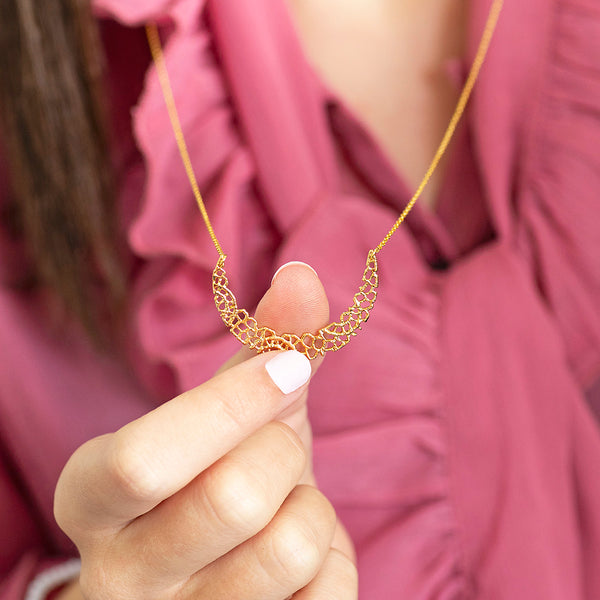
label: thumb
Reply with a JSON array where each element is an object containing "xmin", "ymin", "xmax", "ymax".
[
  {"xmin": 256, "ymin": 261, "xmax": 330, "ymax": 350},
  {"xmin": 219, "ymin": 261, "xmax": 330, "ymax": 371}
]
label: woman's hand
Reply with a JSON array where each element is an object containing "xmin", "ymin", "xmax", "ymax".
[{"xmin": 53, "ymin": 263, "xmax": 357, "ymax": 600}]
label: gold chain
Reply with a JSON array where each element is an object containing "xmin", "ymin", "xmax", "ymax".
[
  {"xmin": 145, "ymin": 0, "xmax": 503, "ymax": 358},
  {"xmin": 146, "ymin": 24, "xmax": 225, "ymax": 258},
  {"xmin": 375, "ymin": 0, "xmax": 503, "ymax": 253}
]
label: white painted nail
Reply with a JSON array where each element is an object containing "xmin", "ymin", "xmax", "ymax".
[
  {"xmin": 271, "ymin": 261, "xmax": 318, "ymax": 286},
  {"xmin": 265, "ymin": 351, "xmax": 312, "ymax": 394}
]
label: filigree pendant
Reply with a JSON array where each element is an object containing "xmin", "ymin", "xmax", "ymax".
[{"xmin": 212, "ymin": 251, "xmax": 379, "ymax": 359}]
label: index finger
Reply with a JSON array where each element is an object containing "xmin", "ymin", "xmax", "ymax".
[{"xmin": 56, "ymin": 350, "xmax": 312, "ymax": 532}]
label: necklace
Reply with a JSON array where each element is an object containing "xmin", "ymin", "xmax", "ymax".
[{"xmin": 145, "ymin": 0, "xmax": 503, "ymax": 359}]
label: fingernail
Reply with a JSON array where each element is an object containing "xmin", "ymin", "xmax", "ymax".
[
  {"xmin": 265, "ymin": 351, "xmax": 312, "ymax": 394},
  {"xmin": 271, "ymin": 261, "xmax": 318, "ymax": 286}
]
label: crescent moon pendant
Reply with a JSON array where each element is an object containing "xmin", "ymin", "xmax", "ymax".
[{"xmin": 212, "ymin": 250, "xmax": 379, "ymax": 360}]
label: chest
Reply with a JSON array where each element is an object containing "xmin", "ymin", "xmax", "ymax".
[{"xmin": 285, "ymin": 0, "xmax": 467, "ymax": 210}]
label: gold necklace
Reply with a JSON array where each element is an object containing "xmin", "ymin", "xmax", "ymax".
[{"xmin": 145, "ymin": 0, "xmax": 503, "ymax": 359}]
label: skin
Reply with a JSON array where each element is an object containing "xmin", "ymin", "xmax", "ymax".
[
  {"xmin": 286, "ymin": 0, "xmax": 467, "ymax": 211},
  {"xmin": 55, "ymin": 1, "xmax": 466, "ymax": 597}
]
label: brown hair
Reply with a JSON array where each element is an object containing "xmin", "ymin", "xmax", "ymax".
[{"xmin": 0, "ymin": 0, "xmax": 124, "ymax": 343}]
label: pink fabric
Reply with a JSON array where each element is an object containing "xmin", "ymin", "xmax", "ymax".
[{"xmin": 1, "ymin": 0, "xmax": 600, "ymax": 598}]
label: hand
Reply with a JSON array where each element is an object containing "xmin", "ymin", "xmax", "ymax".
[{"xmin": 54, "ymin": 263, "xmax": 357, "ymax": 599}]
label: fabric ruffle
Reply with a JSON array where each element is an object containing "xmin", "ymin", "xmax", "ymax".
[
  {"xmin": 450, "ymin": 0, "xmax": 600, "ymax": 595},
  {"xmin": 514, "ymin": 0, "xmax": 600, "ymax": 390},
  {"xmin": 96, "ymin": 0, "xmax": 283, "ymax": 395},
  {"xmin": 275, "ymin": 195, "xmax": 466, "ymax": 596},
  {"xmin": 463, "ymin": 0, "xmax": 600, "ymax": 391}
]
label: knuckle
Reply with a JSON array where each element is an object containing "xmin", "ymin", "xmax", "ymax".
[
  {"xmin": 53, "ymin": 487, "xmax": 77, "ymax": 539},
  {"xmin": 270, "ymin": 514, "xmax": 325, "ymax": 585},
  {"xmin": 107, "ymin": 434, "xmax": 162, "ymax": 505},
  {"xmin": 53, "ymin": 436, "xmax": 107, "ymax": 536},
  {"xmin": 53, "ymin": 461, "xmax": 76, "ymax": 535},
  {"xmin": 202, "ymin": 462, "xmax": 273, "ymax": 535},
  {"xmin": 302, "ymin": 485, "xmax": 337, "ymax": 529}
]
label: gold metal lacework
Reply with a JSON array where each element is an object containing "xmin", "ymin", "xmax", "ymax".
[
  {"xmin": 145, "ymin": 0, "xmax": 503, "ymax": 358},
  {"xmin": 213, "ymin": 251, "xmax": 378, "ymax": 359}
]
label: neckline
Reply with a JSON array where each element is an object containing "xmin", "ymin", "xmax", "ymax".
[
  {"xmin": 278, "ymin": 1, "xmax": 479, "ymax": 268},
  {"xmin": 323, "ymin": 83, "xmax": 465, "ymax": 267}
]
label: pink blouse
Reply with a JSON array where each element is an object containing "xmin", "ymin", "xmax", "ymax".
[{"xmin": 1, "ymin": 0, "xmax": 599, "ymax": 598}]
